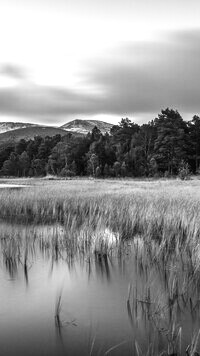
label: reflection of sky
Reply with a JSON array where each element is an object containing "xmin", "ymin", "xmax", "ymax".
[{"xmin": 0, "ymin": 0, "xmax": 200, "ymax": 125}]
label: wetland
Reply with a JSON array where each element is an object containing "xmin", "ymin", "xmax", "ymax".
[{"xmin": 1, "ymin": 178, "xmax": 200, "ymax": 355}]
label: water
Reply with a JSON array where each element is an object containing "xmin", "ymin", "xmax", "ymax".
[
  {"xmin": 0, "ymin": 224, "xmax": 200, "ymax": 355},
  {"xmin": 0, "ymin": 184, "xmax": 28, "ymax": 189}
]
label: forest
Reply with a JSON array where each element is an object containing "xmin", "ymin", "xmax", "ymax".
[{"xmin": 1, "ymin": 108, "xmax": 200, "ymax": 178}]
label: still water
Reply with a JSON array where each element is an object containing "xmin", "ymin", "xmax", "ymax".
[{"xmin": 0, "ymin": 224, "xmax": 200, "ymax": 355}]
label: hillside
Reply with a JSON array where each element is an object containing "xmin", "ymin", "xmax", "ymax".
[
  {"xmin": 0, "ymin": 125, "xmax": 70, "ymax": 146},
  {"xmin": 60, "ymin": 119, "xmax": 113, "ymax": 134},
  {"xmin": 0, "ymin": 122, "xmax": 38, "ymax": 134}
]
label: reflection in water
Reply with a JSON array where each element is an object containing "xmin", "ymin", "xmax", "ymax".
[
  {"xmin": 94, "ymin": 252, "xmax": 111, "ymax": 282},
  {"xmin": 2, "ymin": 236, "xmax": 20, "ymax": 279},
  {"xmin": 0, "ymin": 224, "xmax": 200, "ymax": 355}
]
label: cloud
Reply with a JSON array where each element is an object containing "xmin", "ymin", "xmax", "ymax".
[
  {"xmin": 0, "ymin": 64, "xmax": 27, "ymax": 80},
  {"xmin": 83, "ymin": 29, "xmax": 200, "ymax": 115},
  {"xmin": 0, "ymin": 30, "xmax": 200, "ymax": 123},
  {"xmin": 0, "ymin": 84, "xmax": 104, "ymax": 122}
]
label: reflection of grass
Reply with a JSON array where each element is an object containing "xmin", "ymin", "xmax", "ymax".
[
  {"xmin": 134, "ymin": 329, "xmax": 200, "ymax": 356},
  {"xmin": 126, "ymin": 236, "xmax": 200, "ymax": 355},
  {"xmin": 55, "ymin": 291, "xmax": 62, "ymax": 328}
]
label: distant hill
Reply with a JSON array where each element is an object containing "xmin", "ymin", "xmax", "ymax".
[
  {"xmin": 0, "ymin": 119, "xmax": 113, "ymax": 146},
  {"xmin": 0, "ymin": 122, "xmax": 38, "ymax": 134},
  {"xmin": 60, "ymin": 119, "xmax": 113, "ymax": 134},
  {"xmin": 0, "ymin": 125, "xmax": 70, "ymax": 146}
]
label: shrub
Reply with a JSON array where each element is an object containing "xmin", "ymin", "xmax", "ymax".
[{"xmin": 60, "ymin": 168, "xmax": 75, "ymax": 177}]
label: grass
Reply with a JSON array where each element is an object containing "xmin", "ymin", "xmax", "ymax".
[
  {"xmin": 1, "ymin": 178, "xmax": 200, "ymax": 277},
  {"xmin": 0, "ymin": 178, "xmax": 200, "ymax": 245}
]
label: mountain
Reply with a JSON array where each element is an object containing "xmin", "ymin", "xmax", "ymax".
[
  {"xmin": 0, "ymin": 122, "xmax": 38, "ymax": 134},
  {"xmin": 0, "ymin": 126, "xmax": 71, "ymax": 146},
  {"xmin": 60, "ymin": 119, "xmax": 113, "ymax": 134}
]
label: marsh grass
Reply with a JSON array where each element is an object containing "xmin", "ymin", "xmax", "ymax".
[
  {"xmin": 1, "ymin": 179, "xmax": 200, "ymax": 246},
  {"xmin": 1, "ymin": 179, "xmax": 200, "ymax": 354},
  {"xmin": 125, "ymin": 235, "xmax": 200, "ymax": 355}
]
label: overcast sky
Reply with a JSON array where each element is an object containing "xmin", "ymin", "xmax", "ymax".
[{"xmin": 0, "ymin": 0, "xmax": 200, "ymax": 126}]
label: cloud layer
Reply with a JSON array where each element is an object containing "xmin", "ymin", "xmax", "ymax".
[{"xmin": 0, "ymin": 29, "xmax": 200, "ymax": 123}]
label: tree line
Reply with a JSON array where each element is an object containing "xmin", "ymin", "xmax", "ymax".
[{"xmin": 1, "ymin": 108, "xmax": 200, "ymax": 178}]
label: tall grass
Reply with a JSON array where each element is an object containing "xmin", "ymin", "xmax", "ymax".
[
  {"xmin": 1, "ymin": 178, "xmax": 200, "ymax": 275},
  {"xmin": 0, "ymin": 179, "xmax": 200, "ymax": 245}
]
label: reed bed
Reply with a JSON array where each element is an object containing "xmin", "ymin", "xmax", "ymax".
[
  {"xmin": 0, "ymin": 179, "xmax": 200, "ymax": 244},
  {"xmin": 1, "ymin": 178, "xmax": 200, "ymax": 355}
]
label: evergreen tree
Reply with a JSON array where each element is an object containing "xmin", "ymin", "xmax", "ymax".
[
  {"xmin": 1, "ymin": 152, "xmax": 19, "ymax": 176},
  {"xmin": 187, "ymin": 115, "xmax": 200, "ymax": 172},
  {"xmin": 32, "ymin": 159, "xmax": 46, "ymax": 176},
  {"xmin": 154, "ymin": 108, "xmax": 187, "ymax": 175},
  {"xmin": 91, "ymin": 126, "xmax": 102, "ymax": 141},
  {"xmin": 15, "ymin": 139, "xmax": 27, "ymax": 155}
]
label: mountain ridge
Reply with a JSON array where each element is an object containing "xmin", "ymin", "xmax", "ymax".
[
  {"xmin": 0, "ymin": 126, "xmax": 71, "ymax": 146},
  {"xmin": 0, "ymin": 122, "xmax": 39, "ymax": 134},
  {"xmin": 60, "ymin": 119, "xmax": 113, "ymax": 134},
  {"xmin": 0, "ymin": 119, "xmax": 114, "ymax": 136}
]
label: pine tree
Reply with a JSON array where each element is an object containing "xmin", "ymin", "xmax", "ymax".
[{"xmin": 154, "ymin": 108, "xmax": 187, "ymax": 175}]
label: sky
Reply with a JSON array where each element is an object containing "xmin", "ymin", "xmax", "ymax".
[{"xmin": 0, "ymin": 0, "xmax": 200, "ymax": 126}]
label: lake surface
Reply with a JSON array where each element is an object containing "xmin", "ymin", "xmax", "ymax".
[{"xmin": 0, "ymin": 223, "xmax": 200, "ymax": 355}]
